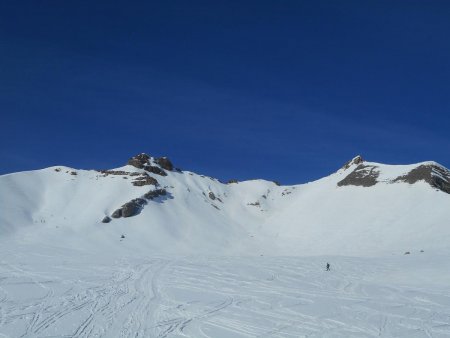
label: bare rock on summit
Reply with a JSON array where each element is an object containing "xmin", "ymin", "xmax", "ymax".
[
  {"xmin": 337, "ymin": 156, "xmax": 378, "ymax": 188},
  {"xmin": 338, "ymin": 164, "xmax": 379, "ymax": 187},
  {"xmin": 227, "ymin": 179, "xmax": 239, "ymax": 184},
  {"xmin": 337, "ymin": 160, "xmax": 450, "ymax": 194},
  {"xmin": 155, "ymin": 157, "xmax": 174, "ymax": 171},
  {"xmin": 341, "ymin": 155, "xmax": 364, "ymax": 170},
  {"xmin": 127, "ymin": 153, "xmax": 173, "ymax": 174},
  {"xmin": 127, "ymin": 153, "xmax": 151, "ymax": 169}
]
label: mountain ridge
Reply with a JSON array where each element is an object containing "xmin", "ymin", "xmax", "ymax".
[{"xmin": 1, "ymin": 152, "xmax": 449, "ymax": 256}]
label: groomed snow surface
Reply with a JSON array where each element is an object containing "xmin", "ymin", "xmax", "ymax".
[{"xmin": 1, "ymin": 243, "xmax": 450, "ymax": 338}]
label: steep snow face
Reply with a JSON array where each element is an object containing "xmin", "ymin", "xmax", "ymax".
[{"xmin": 0, "ymin": 154, "xmax": 449, "ymax": 256}]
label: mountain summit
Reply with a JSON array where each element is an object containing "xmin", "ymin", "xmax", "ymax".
[
  {"xmin": 337, "ymin": 156, "xmax": 450, "ymax": 192},
  {"xmin": 340, "ymin": 155, "xmax": 365, "ymax": 170},
  {"xmin": 0, "ymin": 153, "xmax": 449, "ymax": 256}
]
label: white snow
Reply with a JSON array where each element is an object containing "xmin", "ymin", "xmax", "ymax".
[
  {"xmin": 1, "ymin": 243, "xmax": 450, "ymax": 338},
  {"xmin": 1, "ymin": 158, "xmax": 449, "ymax": 337}
]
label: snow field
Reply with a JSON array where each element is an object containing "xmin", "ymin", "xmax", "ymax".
[{"xmin": 1, "ymin": 244, "xmax": 450, "ymax": 338}]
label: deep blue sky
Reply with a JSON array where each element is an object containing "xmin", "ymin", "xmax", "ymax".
[{"xmin": 1, "ymin": 1, "xmax": 449, "ymax": 184}]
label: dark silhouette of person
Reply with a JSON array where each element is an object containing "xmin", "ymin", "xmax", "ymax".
[{"xmin": 326, "ymin": 262, "xmax": 330, "ymax": 271}]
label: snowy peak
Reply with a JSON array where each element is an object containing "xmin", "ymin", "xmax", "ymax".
[
  {"xmin": 126, "ymin": 153, "xmax": 175, "ymax": 176},
  {"xmin": 94, "ymin": 153, "xmax": 179, "ymax": 221},
  {"xmin": 340, "ymin": 155, "xmax": 364, "ymax": 170},
  {"xmin": 337, "ymin": 159, "xmax": 450, "ymax": 194}
]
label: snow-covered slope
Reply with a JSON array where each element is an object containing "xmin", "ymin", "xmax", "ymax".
[
  {"xmin": 1, "ymin": 153, "xmax": 449, "ymax": 256},
  {"xmin": 2, "ymin": 153, "xmax": 450, "ymax": 338}
]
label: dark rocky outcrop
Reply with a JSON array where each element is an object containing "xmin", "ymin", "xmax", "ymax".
[
  {"xmin": 341, "ymin": 155, "xmax": 364, "ymax": 170},
  {"xmin": 122, "ymin": 198, "xmax": 147, "ymax": 217},
  {"xmin": 99, "ymin": 170, "xmax": 140, "ymax": 176},
  {"xmin": 108, "ymin": 189, "xmax": 170, "ymax": 221},
  {"xmin": 144, "ymin": 188, "xmax": 167, "ymax": 200},
  {"xmin": 393, "ymin": 164, "xmax": 450, "ymax": 194},
  {"xmin": 155, "ymin": 157, "xmax": 174, "ymax": 171},
  {"xmin": 144, "ymin": 165, "xmax": 167, "ymax": 177},
  {"xmin": 132, "ymin": 175, "xmax": 158, "ymax": 187},
  {"xmin": 112, "ymin": 198, "xmax": 148, "ymax": 218},
  {"xmin": 227, "ymin": 179, "xmax": 239, "ymax": 184},
  {"xmin": 127, "ymin": 160, "xmax": 145, "ymax": 169},
  {"xmin": 127, "ymin": 153, "xmax": 151, "ymax": 169},
  {"xmin": 208, "ymin": 192, "xmax": 216, "ymax": 200},
  {"xmin": 338, "ymin": 164, "xmax": 379, "ymax": 187},
  {"xmin": 281, "ymin": 189, "xmax": 292, "ymax": 196},
  {"xmin": 127, "ymin": 153, "xmax": 173, "ymax": 173},
  {"xmin": 111, "ymin": 209, "xmax": 122, "ymax": 218},
  {"xmin": 100, "ymin": 170, "xmax": 127, "ymax": 175},
  {"xmin": 337, "ymin": 161, "xmax": 450, "ymax": 193}
]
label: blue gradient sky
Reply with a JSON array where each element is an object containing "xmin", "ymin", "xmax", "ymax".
[{"xmin": 1, "ymin": 1, "xmax": 449, "ymax": 184}]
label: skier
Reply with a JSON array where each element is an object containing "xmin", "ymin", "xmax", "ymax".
[{"xmin": 326, "ymin": 262, "xmax": 330, "ymax": 271}]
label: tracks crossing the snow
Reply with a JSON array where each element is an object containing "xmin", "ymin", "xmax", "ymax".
[{"xmin": 0, "ymin": 252, "xmax": 450, "ymax": 337}]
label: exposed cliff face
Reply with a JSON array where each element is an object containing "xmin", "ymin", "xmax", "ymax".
[
  {"xmin": 338, "ymin": 164, "xmax": 380, "ymax": 187},
  {"xmin": 393, "ymin": 164, "xmax": 450, "ymax": 194},
  {"xmin": 155, "ymin": 157, "xmax": 174, "ymax": 171}
]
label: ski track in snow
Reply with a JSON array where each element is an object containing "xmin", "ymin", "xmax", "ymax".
[{"xmin": 0, "ymin": 253, "xmax": 450, "ymax": 338}]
